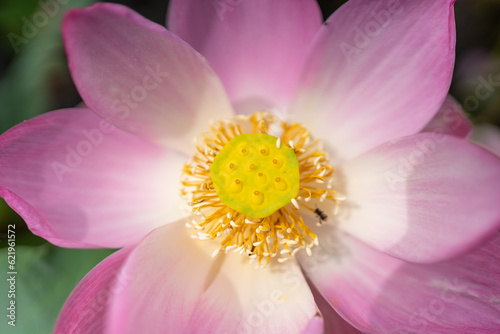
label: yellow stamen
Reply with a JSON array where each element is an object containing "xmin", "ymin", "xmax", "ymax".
[{"xmin": 180, "ymin": 112, "xmax": 343, "ymax": 268}]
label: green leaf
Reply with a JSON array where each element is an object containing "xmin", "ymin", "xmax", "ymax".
[
  {"xmin": 0, "ymin": 244, "xmax": 114, "ymax": 333},
  {"xmin": 0, "ymin": 0, "xmax": 97, "ymax": 133}
]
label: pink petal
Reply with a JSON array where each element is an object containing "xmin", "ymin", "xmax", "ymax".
[
  {"xmin": 299, "ymin": 229, "xmax": 500, "ymax": 333},
  {"xmin": 308, "ymin": 280, "xmax": 364, "ymax": 334},
  {"xmin": 473, "ymin": 124, "xmax": 500, "ymax": 157},
  {"xmin": 301, "ymin": 315, "xmax": 324, "ymax": 334},
  {"xmin": 168, "ymin": 0, "xmax": 322, "ymax": 114},
  {"xmin": 290, "ymin": 0, "xmax": 456, "ymax": 161},
  {"xmin": 0, "ymin": 109, "xmax": 187, "ymax": 248},
  {"xmin": 54, "ymin": 247, "xmax": 133, "ymax": 334},
  {"xmin": 338, "ymin": 132, "xmax": 500, "ymax": 262},
  {"xmin": 63, "ymin": 3, "xmax": 233, "ymax": 153},
  {"xmin": 422, "ymin": 95, "xmax": 472, "ymax": 138},
  {"xmin": 106, "ymin": 220, "xmax": 318, "ymax": 333}
]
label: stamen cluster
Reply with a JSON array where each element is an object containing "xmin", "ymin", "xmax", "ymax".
[{"xmin": 181, "ymin": 112, "xmax": 342, "ymax": 267}]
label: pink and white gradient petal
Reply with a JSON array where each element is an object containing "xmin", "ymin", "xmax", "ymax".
[
  {"xmin": 299, "ymin": 228, "xmax": 500, "ymax": 333},
  {"xmin": 291, "ymin": 0, "xmax": 456, "ymax": 161},
  {"xmin": 168, "ymin": 0, "xmax": 323, "ymax": 114},
  {"xmin": 105, "ymin": 220, "xmax": 318, "ymax": 334},
  {"xmin": 422, "ymin": 95, "xmax": 472, "ymax": 138},
  {"xmin": 338, "ymin": 132, "xmax": 500, "ymax": 263},
  {"xmin": 0, "ymin": 109, "xmax": 187, "ymax": 248},
  {"xmin": 63, "ymin": 3, "xmax": 233, "ymax": 154},
  {"xmin": 54, "ymin": 247, "xmax": 133, "ymax": 334}
]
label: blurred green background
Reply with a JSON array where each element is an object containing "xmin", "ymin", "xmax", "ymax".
[{"xmin": 0, "ymin": 0, "xmax": 499, "ymax": 333}]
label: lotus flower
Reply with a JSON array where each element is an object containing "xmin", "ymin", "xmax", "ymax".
[{"xmin": 1, "ymin": 0, "xmax": 500, "ymax": 333}]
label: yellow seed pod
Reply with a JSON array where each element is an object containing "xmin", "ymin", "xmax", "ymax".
[{"xmin": 210, "ymin": 134, "xmax": 300, "ymax": 218}]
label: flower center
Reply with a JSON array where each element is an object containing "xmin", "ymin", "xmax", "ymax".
[
  {"xmin": 181, "ymin": 112, "xmax": 343, "ymax": 268},
  {"xmin": 210, "ymin": 133, "xmax": 300, "ymax": 219}
]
